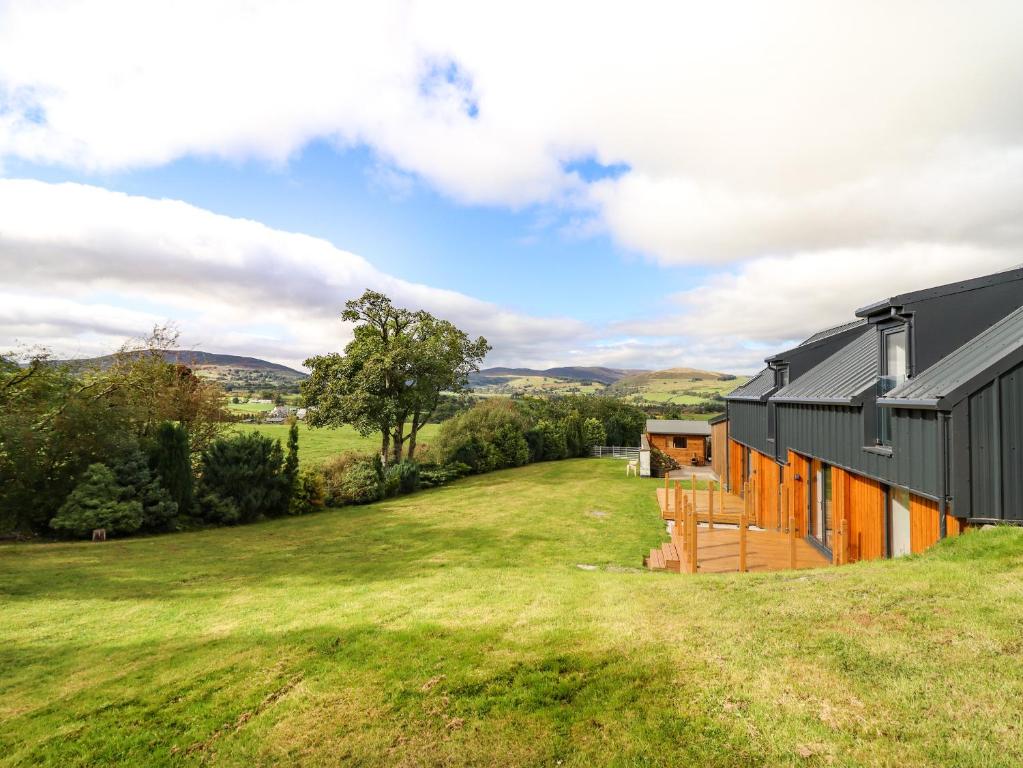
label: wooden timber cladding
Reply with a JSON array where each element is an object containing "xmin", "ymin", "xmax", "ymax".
[
  {"xmin": 648, "ymin": 432, "xmax": 707, "ymax": 466},
  {"xmin": 710, "ymin": 419, "xmax": 727, "ymax": 479}
]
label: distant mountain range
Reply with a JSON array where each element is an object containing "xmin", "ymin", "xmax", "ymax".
[
  {"xmin": 469, "ymin": 366, "xmax": 645, "ymax": 387},
  {"xmin": 55, "ymin": 350, "xmax": 307, "ymax": 389}
]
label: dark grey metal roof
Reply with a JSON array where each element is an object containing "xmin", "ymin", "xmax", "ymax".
[
  {"xmin": 645, "ymin": 419, "xmax": 711, "ymax": 436},
  {"xmin": 724, "ymin": 368, "xmax": 775, "ymax": 401},
  {"xmin": 881, "ymin": 304, "xmax": 1023, "ymax": 409},
  {"xmin": 855, "ymin": 265, "xmax": 1023, "ymax": 317},
  {"xmin": 798, "ymin": 318, "xmax": 867, "ymax": 347},
  {"xmin": 770, "ymin": 329, "xmax": 878, "ymax": 405}
]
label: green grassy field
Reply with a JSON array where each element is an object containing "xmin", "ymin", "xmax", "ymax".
[
  {"xmin": 226, "ymin": 401, "xmax": 274, "ymax": 414},
  {"xmin": 472, "ymin": 374, "xmax": 607, "ymax": 397},
  {"xmin": 230, "ymin": 422, "xmax": 442, "ymax": 466},
  {"xmin": 2, "ymin": 461, "xmax": 1022, "ymax": 767}
]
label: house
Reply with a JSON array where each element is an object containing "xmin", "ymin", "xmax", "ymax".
[
  {"xmin": 645, "ymin": 419, "xmax": 711, "ymax": 473},
  {"xmin": 265, "ymin": 405, "xmax": 293, "ymax": 423},
  {"xmin": 719, "ymin": 266, "xmax": 1023, "ymax": 564}
]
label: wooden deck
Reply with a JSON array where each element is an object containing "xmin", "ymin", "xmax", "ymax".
[
  {"xmin": 646, "ymin": 477, "xmax": 830, "ymax": 574},
  {"xmin": 656, "ymin": 485, "xmax": 745, "ymax": 525},
  {"xmin": 646, "ymin": 527, "xmax": 829, "ymax": 574}
]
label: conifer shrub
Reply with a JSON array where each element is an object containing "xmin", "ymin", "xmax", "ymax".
[
  {"xmin": 49, "ymin": 464, "xmax": 144, "ymax": 538},
  {"xmin": 196, "ymin": 431, "xmax": 288, "ymax": 524}
]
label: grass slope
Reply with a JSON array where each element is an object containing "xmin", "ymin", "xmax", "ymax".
[
  {"xmin": 2, "ymin": 461, "xmax": 1022, "ymax": 767},
  {"xmin": 230, "ymin": 422, "xmax": 442, "ymax": 466}
]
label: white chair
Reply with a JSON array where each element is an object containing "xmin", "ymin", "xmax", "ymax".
[{"xmin": 626, "ymin": 460, "xmax": 639, "ymax": 477}]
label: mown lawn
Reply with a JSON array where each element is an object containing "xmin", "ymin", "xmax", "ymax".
[
  {"xmin": 1, "ymin": 460, "xmax": 1022, "ymax": 767},
  {"xmin": 230, "ymin": 422, "xmax": 442, "ymax": 466}
]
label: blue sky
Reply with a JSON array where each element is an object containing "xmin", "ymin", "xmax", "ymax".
[
  {"xmin": 2, "ymin": 2, "xmax": 1023, "ymax": 372},
  {"xmin": 9, "ymin": 142, "xmax": 702, "ymax": 326}
]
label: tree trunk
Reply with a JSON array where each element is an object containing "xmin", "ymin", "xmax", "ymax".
[
  {"xmin": 391, "ymin": 426, "xmax": 404, "ymax": 464},
  {"xmin": 380, "ymin": 429, "xmax": 390, "ymax": 466}
]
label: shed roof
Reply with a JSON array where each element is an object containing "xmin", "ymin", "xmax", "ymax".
[
  {"xmin": 881, "ymin": 304, "xmax": 1023, "ymax": 409},
  {"xmin": 645, "ymin": 419, "xmax": 711, "ymax": 436},
  {"xmin": 770, "ymin": 329, "xmax": 877, "ymax": 405},
  {"xmin": 724, "ymin": 368, "xmax": 775, "ymax": 401}
]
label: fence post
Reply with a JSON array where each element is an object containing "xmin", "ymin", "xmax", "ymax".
[
  {"xmin": 738, "ymin": 510, "xmax": 748, "ymax": 573},
  {"xmin": 673, "ymin": 481, "xmax": 683, "ymax": 547},
  {"xmin": 691, "ymin": 473, "xmax": 697, "ymax": 517},
  {"xmin": 690, "ymin": 498, "xmax": 699, "ymax": 573},
  {"xmin": 707, "ymin": 481, "xmax": 715, "ymax": 530},
  {"xmin": 788, "ymin": 514, "xmax": 797, "ymax": 569}
]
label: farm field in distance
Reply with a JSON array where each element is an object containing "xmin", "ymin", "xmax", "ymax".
[
  {"xmin": 2, "ymin": 460, "xmax": 1021, "ymax": 767},
  {"xmin": 607, "ymin": 368, "xmax": 748, "ymax": 410},
  {"xmin": 231, "ymin": 421, "xmax": 442, "ymax": 466}
]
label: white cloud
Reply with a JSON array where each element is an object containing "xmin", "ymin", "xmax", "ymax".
[
  {"xmin": 4, "ymin": 1, "xmax": 1023, "ymax": 264},
  {"xmin": 3, "ymin": 3, "xmax": 1023, "ymax": 372},
  {"xmin": 0, "ymin": 179, "xmax": 593, "ymax": 369}
]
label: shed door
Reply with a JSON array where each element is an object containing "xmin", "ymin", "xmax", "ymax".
[{"xmin": 890, "ymin": 488, "xmax": 911, "ymax": 558}]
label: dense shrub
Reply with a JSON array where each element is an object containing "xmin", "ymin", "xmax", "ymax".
[
  {"xmin": 321, "ymin": 452, "xmax": 383, "ymax": 505},
  {"xmin": 435, "ymin": 399, "xmax": 532, "ymax": 473},
  {"xmin": 491, "ymin": 423, "xmax": 529, "ymax": 468},
  {"xmin": 341, "ymin": 461, "xmax": 383, "ymax": 504},
  {"xmin": 534, "ymin": 419, "xmax": 567, "ymax": 461},
  {"xmin": 289, "ymin": 468, "xmax": 325, "ymax": 515},
  {"xmin": 583, "ymin": 417, "xmax": 606, "ymax": 451},
  {"xmin": 112, "ymin": 448, "xmax": 179, "ymax": 531},
  {"xmin": 283, "ymin": 422, "xmax": 299, "ymax": 493},
  {"xmin": 384, "ymin": 460, "xmax": 420, "ymax": 496},
  {"xmin": 150, "ymin": 422, "xmax": 193, "ymax": 516},
  {"xmin": 196, "ymin": 431, "xmax": 288, "ymax": 524},
  {"xmin": 418, "ymin": 462, "xmax": 471, "ymax": 489},
  {"xmin": 49, "ymin": 464, "xmax": 144, "ymax": 538}
]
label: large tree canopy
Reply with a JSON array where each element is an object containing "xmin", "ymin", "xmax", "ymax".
[{"xmin": 303, "ymin": 291, "xmax": 490, "ymax": 463}]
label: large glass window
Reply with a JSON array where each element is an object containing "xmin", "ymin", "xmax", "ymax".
[
  {"xmin": 878, "ymin": 326, "xmax": 908, "ymax": 444},
  {"xmin": 813, "ymin": 464, "xmax": 834, "ymax": 549}
]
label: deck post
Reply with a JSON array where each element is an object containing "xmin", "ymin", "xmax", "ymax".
[
  {"xmin": 738, "ymin": 510, "xmax": 748, "ymax": 572},
  {"xmin": 689, "ymin": 499, "xmax": 699, "ymax": 574},
  {"xmin": 707, "ymin": 481, "xmax": 715, "ymax": 530},
  {"xmin": 691, "ymin": 473, "xmax": 697, "ymax": 515},
  {"xmin": 681, "ymin": 495, "xmax": 689, "ymax": 554},
  {"xmin": 788, "ymin": 514, "xmax": 796, "ymax": 569},
  {"xmin": 673, "ymin": 481, "xmax": 683, "ymax": 547}
]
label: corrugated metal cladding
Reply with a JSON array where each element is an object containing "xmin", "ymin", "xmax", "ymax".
[
  {"xmin": 725, "ymin": 368, "xmax": 775, "ymax": 400},
  {"xmin": 884, "ymin": 303, "xmax": 1023, "ymax": 406},
  {"xmin": 727, "ymin": 400, "xmax": 773, "ymax": 457},
  {"xmin": 772, "ymin": 330, "xmax": 877, "ymax": 404},
  {"xmin": 966, "ymin": 361, "xmax": 1023, "ymax": 520},
  {"xmin": 776, "ymin": 403, "xmax": 941, "ymax": 497},
  {"xmin": 798, "ymin": 318, "xmax": 867, "ymax": 347}
]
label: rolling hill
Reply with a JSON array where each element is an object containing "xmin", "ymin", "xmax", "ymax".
[
  {"xmin": 55, "ymin": 350, "xmax": 307, "ymax": 390},
  {"xmin": 606, "ymin": 367, "xmax": 748, "ymax": 409}
]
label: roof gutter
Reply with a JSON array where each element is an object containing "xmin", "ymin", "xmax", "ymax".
[
  {"xmin": 877, "ymin": 397, "xmax": 940, "ymax": 410},
  {"xmin": 768, "ymin": 396, "xmax": 857, "ymax": 406}
]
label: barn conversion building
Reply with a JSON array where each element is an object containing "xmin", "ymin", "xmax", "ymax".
[{"xmin": 721, "ymin": 267, "xmax": 1023, "ymax": 563}]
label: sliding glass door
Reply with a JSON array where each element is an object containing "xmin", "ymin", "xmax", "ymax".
[{"xmin": 811, "ymin": 463, "xmax": 834, "ymax": 550}]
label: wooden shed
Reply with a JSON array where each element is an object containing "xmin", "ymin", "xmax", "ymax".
[{"xmin": 645, "ymin": 419, "xmax": 711, "ymax": 467}]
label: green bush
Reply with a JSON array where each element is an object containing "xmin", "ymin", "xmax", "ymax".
[
  {"xmin": 385, "ymin": 460, "xmax": 419, "ymax": 496},
  {"xmin": 341, "ymin": 461, "xmax": 383, "ymax": 504},
  {"xmin": 289, "ymin": 468, "xmax": 325, "ymax": 515},
  {"xmin": 418, "ymin": 462, "xmax": 471, "ymax": 489},
  {"xmin": 650, "ymin": 445, "xmax": 680, "ymax": 477},
  {"xmin": 49, "ymin": 464, "xmax": 144, "ymax": 538},
  {"xmin": 320, "ymin": 451, "xmax": 383, "ymax": 505},
  {"xmin": 196, "ymin": 431, "xmax": 288, "ymax": 524},
  {"xmin": 492, "ymin": 423, "xmax": 529, "ymax": 467},
  {"xmin": 534, "ymin": 419, "xmax": 567, "ymax": 461},
  {"xmin": 583, "ymin": 417, "xmax": 606, "ymax": 451},
  {"xmin": 112, "ymin": 448, "xmax": 178, "ymax": 531},
  {"xmin": 150, "ymin": 422, "xmax": 193, "ymax": 516}
]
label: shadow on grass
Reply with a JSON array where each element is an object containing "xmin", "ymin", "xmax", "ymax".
[{"xmin": 0, "ymin": 621, "xmax": 764, "ymax": 768}]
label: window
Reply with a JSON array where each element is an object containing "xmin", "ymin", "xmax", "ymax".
[
  {"xmin": 811, "ymin": 463, "xmax": 834, "ymax": 549},
  {"xmin": 877, "ymin": 326, "xmax": 909, "ymax": 445},
  {"xmin": 672, "ymin": 436, "xmax": 687, "ymax": 449},
  {"xmin": 767, "ymin": 402, "xmax": 776, "ymax": 441}
]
